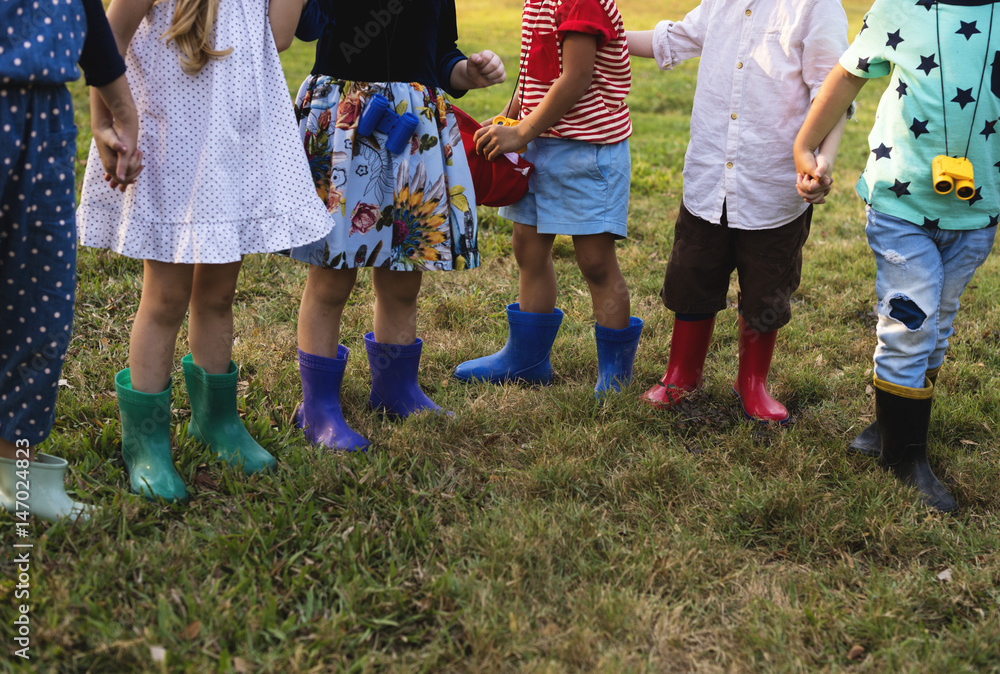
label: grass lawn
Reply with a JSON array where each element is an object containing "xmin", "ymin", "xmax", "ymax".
[{"xmin": 3, "ymin": 0, "xmax": 1000, "ymax": 671}]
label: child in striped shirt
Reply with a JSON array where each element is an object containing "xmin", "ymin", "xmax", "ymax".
[{"xmin": 454, "ymin": 0, "xmax": 643, "ymax": 396}]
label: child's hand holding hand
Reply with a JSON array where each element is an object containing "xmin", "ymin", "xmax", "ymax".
[
  {"xmin": 795, "ymin": 157, "xmax": 833, "ymax": 204},
  {"xmin": 92, "ymin": 74, "xmax": 144, "ymax": 191},
  {"xmin": 474, "ymin": 123, "xmax": 528, "ymax": 161},
  {"xmin": 795, "ymin": 149, "xmax": 833, "ymax": 204},
  {"xmin": 93, "ymin": 124, "xmax": 144, "ymax": 192}
]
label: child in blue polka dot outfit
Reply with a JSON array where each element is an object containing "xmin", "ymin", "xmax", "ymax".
[
  {"xmin": 1, "ymin": 0, "xmax": 142, "ymax": 521},
  {"xmin": 74, "ymin": 0, "xmax": 332, "ymax": 503}
]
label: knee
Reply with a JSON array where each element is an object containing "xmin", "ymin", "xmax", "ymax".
[
  {"xmin": 876, "ymin": 296, "xmax": 935, "ymax": 370},
  {"xmin": 191, "ymin": 287, "xmax": 236, "ymax": 316},
  {"xmin": 143, "ymin": 284, "xmax": 191, "ymax": 326},
  {"xmin": 511, "ymin": 234, "xmax": 534, "ymax": 268},
  {"xmin": 511, "ymin": 228, "xmax": 551, "ymax": 270},
  {"xmin": 577, "ymin": 253, "xmax": 620, "ymax": 288},
  {"xmin": 883, "ymin": 294, "xmax": 928, "ymax": 331},
  {"xmin": 306, "ymin": 270, "xmax": 355, "ymax": 310},
  {"xmin": 578, "ymin": 260, "xmax": 608, "ymax": 286},
  {"xmin": 513, "ymin": 241, "xmax": 552, "ymax": 273},
  {"xmin": 374, "ymin": 273, "xmax": 421, "ymax": 307}
]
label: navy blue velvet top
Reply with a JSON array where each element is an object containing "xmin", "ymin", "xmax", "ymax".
[
  {"xmin": 0, "ymin": 0, "xmax": 125, "ymax": 87},
  {"xmin": 295, "ymin": 0, "xmax": 467, "ymax": 97}
]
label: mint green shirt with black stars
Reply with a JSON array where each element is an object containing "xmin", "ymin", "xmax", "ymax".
[{"xmin": 842, "ymin": 0, "xmax": 1000, "ymax": 230}]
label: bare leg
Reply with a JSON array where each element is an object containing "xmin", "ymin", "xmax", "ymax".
[
  {"xmin": 372, "ymin": 268, "xmax": 421, "ymax": 345},
  {"xmin": 451, "ymin": 225, "xmax": 563, "ymax": 386},
  {"xmin": 295, "ymin": 266, "xmax": 369, "ymax": 451},
  {"xmin": 573, "ymin": 233, "xmax": 629, "ymax": 329},
  {"xmin": 183, "ymin": 260, "xmax": 275, "ymax": 474},
  {"xmin": 189, "ymin": 261, "xmax": 243, "ymax": 373},
  {"xmin": 368, "ymin": 268, "xmax": 441, "ymax": 417},
  {"xmin": 129, "ymin": 261, "xmax": 194, "ymax": 393},
  {"xmin": 0, "ymin": 438, "xmax": 31, "ymax": 461},
  {"xmin": 298, "ymin": 266, "xmax": 358, "ymax": 357},
  {"xmin": 512, "ymin": 222, "xmax": 557, "ymax": 314}
]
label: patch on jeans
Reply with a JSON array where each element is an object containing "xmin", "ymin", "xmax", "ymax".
[
  {"xmin": 882, "ymin": 249, "xmax": 907, "ymax": 267},
  {"xmin": 885, "ymin": 294, "xmax": 926, "ymax": 330}
]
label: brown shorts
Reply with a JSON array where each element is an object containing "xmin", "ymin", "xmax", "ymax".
[{"xmin": 660, "ymin": 201, "xmax": 812, "ymax": 332}]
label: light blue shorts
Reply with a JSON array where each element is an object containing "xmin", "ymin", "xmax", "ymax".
[{"xmin": 498, "ymin": 137, "xmax": 630, "ymax": 238}]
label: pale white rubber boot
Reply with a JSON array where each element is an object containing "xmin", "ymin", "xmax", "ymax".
[{"xmin": 0, "ymin": 453, "xmax": 92, "ymax": 522}]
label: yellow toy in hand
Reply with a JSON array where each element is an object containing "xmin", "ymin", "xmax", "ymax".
[{"xmin": 492, "ymin": 116, "xmax": 528, "ymax": 154}]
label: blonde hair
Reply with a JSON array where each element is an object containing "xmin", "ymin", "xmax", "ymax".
[{"xmin": 157, "ymin": 0, "xmax": 233, "ymax": 76}]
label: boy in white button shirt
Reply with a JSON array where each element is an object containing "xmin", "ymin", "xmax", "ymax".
[{"xmin": 628, "ymin": 1, "xmax": 849, "ymax": 424}]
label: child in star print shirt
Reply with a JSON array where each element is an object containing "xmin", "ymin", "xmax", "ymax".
[{"xmin": 795, "ymin": 0, "xmax": 1000, "ymax": 513}]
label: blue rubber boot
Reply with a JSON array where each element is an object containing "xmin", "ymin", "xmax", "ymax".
[
  {"xmin": 453, "ymin": 303, "xmax": 564, "ymax": 385},
  {"xmin": 365, "ymin": 332, "xmax": 444, "ymax": 418},
  {"xmin": 182, "ymin": 355, "xmax": 276, "ymax": 475},
  {"xmin": 115, "ymin": 369, "xmax": 189, "ymax": 503},
  {"xmin": 594, "ymin": 316, "xmax": 644, "ymax": 396},
  {"xmin": 296, "ymin": 347, "xmax": 370, "ymax": 452}
]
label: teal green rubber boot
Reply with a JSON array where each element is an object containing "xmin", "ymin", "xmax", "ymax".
[
  {"xmin": 115, "ymin": 369, "xmax": 189, "ymax": 503},
  {"xmin": 0, "ymin": 453, "xmax": 94, "ymax": 521},
  {"xmin": 182, "ymin": 355, "xmax": 275, "ymax": 475}
]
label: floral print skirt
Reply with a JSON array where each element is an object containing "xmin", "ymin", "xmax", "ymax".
[{"xmin": 287, "ymin": 76, "xmax": 480, "ymax": 271}]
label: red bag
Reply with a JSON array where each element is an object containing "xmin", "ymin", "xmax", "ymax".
[{"xmin": 451, "ymin": 106, "xmax": 534, "ymax": 208}]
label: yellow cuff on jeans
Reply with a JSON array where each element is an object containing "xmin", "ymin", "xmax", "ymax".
[{"xmin": 873, "ymin": 375, "xmax": 933, "ymax": 399}]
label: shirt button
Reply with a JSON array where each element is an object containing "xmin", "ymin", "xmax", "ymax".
[
  {"xmin": 726, "ymin": 162, "xmax": 734, "ymax": 169},
  {"xmin": 746, "ymin": 9, "xmax": 751, "ymax": 15},
  {"xmin": 737, "ymin": 62, "xmax": 744, "ymax": 69},
  {"xmin": 731, "ymin": 113, "xmax": 738, "ymax": 120}
]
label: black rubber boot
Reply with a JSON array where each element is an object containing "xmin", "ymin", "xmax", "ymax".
[
  {"xmin": 849, "ymin": 366, "xmax": 940, "ymax": 458},
  {"xmin": 847, "ymin": 422, "xmax": 881, "ymax": 458},
  {"xmin": 875, "ymin": 386, "xmax": 957, "ymax": 513}
]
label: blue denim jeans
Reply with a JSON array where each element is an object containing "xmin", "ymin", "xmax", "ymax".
[{"xmin": 866, "ymin": 206, "xmax": 996, "ymax": 389}]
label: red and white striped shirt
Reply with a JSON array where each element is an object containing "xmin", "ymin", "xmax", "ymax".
[{"xmin": 516, "ymin": 0, "xmax": 631, "ymax": 144}]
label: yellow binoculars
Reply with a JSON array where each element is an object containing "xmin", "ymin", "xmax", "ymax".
[
  {"xmin": 932, "ymin": 155, "xmax": 975, "ymax": 200},
  {"xmin": 492, "ymin": 116, "xmax": 528, "ymax": 154}
]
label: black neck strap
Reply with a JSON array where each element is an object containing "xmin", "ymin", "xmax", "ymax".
[{"xmin": 937, "ymin": 1, "xmax": 995, "ymax": 157}]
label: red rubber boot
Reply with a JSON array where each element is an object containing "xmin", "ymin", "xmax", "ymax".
[
  {"xmin": 642, "ymin": 315, "xmax": 715, "ymax": 410},
  {"xmin": 733, "ymin": 316, "xmax": 789, "ymax": 425}
]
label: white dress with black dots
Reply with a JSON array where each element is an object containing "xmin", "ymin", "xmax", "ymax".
[{"xmin": 76, "ymin": 0, "xmax": 332, "ymax": 264}]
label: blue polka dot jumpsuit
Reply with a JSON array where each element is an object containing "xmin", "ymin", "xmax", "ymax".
[{"xmin": 0, "ymin": 0, "xmax": 125, "ymax": 445}]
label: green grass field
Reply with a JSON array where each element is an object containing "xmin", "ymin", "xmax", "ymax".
[{"xmin": 3, "ymin": 0, "xmax": 1000, "ymax": 671}]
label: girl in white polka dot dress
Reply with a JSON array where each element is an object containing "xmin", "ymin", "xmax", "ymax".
[{"xmin": 75, "ymin": 0, "xmax": 331, "ymax": 502}]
